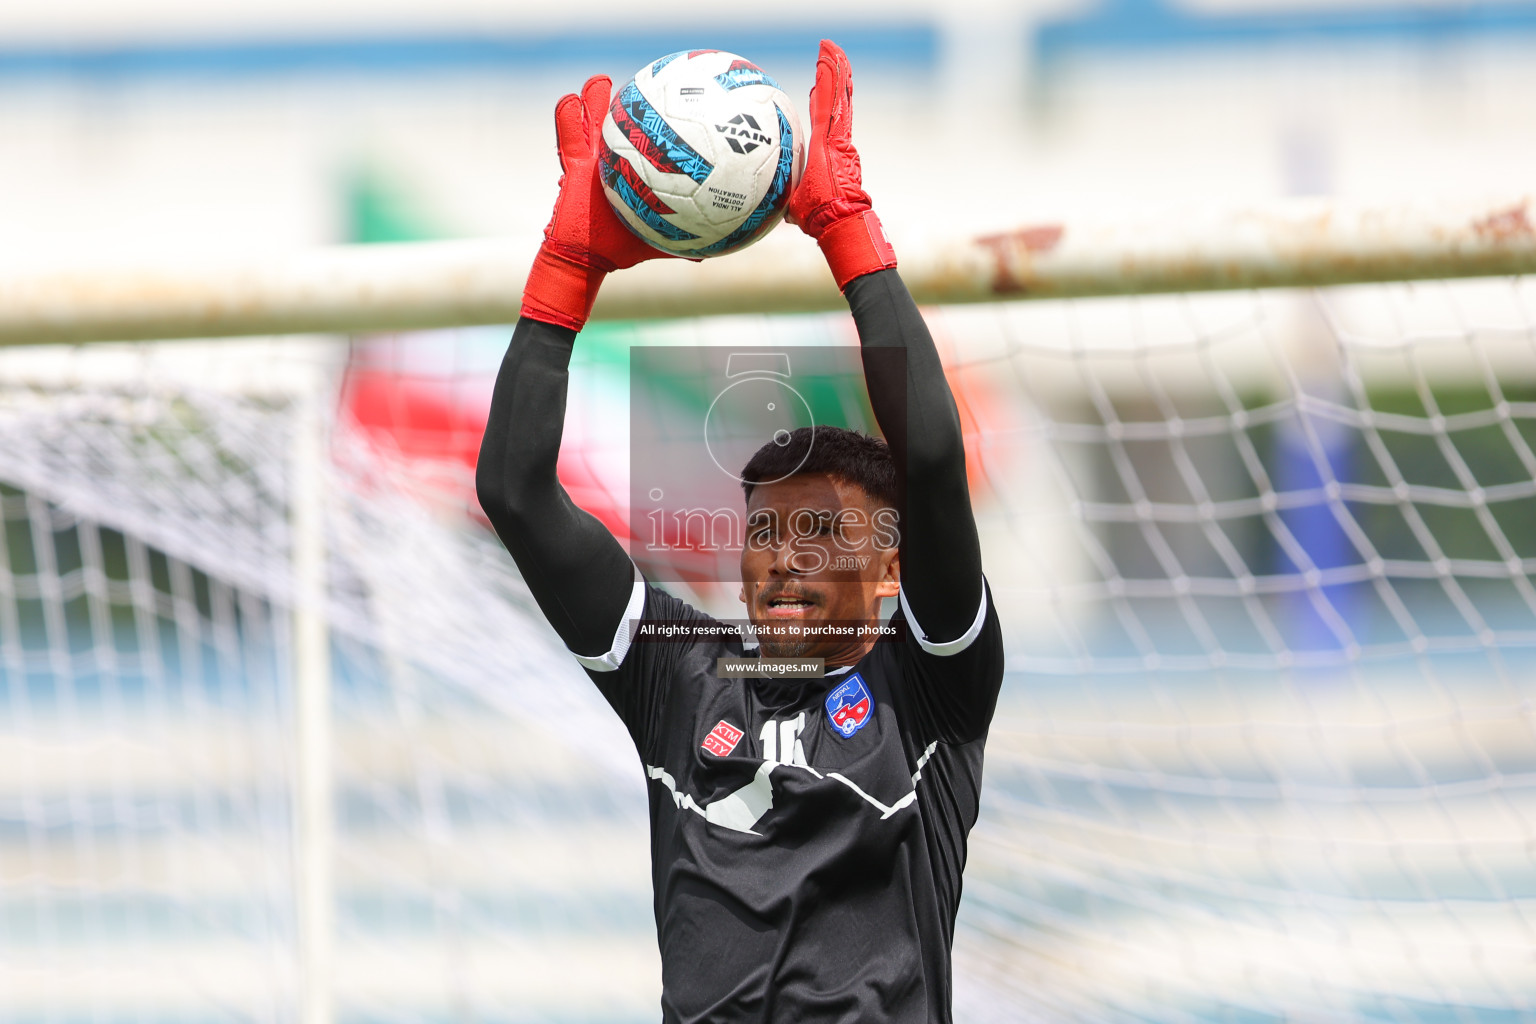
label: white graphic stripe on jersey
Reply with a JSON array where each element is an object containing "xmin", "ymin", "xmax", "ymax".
[
  {"xmin": 647, "ymin": 741, "xmax": 940, "ymax": 831},
  {"xmin": 826, "ymin": 772, "xmax": 915, "ymax": 819},
  {"xmin": 899, "ymin": 577, "xmax": 989, "ymax": 657},
  {"xmin": 911, "ymin": 741, "xmax": 938, "ymax": 784},
  {"xmin": 824, "ymin": 741, "xmax": 938, "ymax": 819},
  {"xmin": 647, "ymin": 760, "xmax": 776, "ymax": 835},
  {"xmin": 573, "ymin": 574, "xmax": 646, "ymax": 672}
]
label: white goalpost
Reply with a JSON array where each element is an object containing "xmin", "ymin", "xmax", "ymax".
[
  {"xmin": 0, "ymin": 194, "xmax": 1533, "ymax": 1024},
  {"xmin": 2, "ymin": 193, "xmax": 1534, "ymax": 342}
]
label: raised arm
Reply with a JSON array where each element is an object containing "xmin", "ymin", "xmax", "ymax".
[
  {"xmin": 477, "ymin": 317, "xmax": 635, "ymax": 658},
  {"xmin": 477, "ymin": 74, "xmax": 675, "ymax": 659},
  {"xmin": 787, "ymin": 41, "xmax": 984, "ymax": 645},
  {"xmin": 848, "ymin": 270, "xmax": 982, "ymax": 644}
]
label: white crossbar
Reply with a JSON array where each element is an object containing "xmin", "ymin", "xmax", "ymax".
[{"xmin": 0, "ymin": 194, "xmax": 1533, "ymax": 344}]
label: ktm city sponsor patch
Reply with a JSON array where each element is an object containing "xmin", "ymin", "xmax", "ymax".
[
  {"xmin": 825, "ymin": 674, "xmax": 874, "ymax": 738},
  {"xmin": 701, "ymin": 720, "xmax": 744, "ymax": 757}
]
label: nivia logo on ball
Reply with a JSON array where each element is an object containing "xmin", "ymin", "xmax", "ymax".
[
  {"xmin": 681, "ymin": 104, "xmax": 793, "ymax": 257},
  {"xmin": 715, "ymin": 113, "xmax": 771, "ymax": 155}
]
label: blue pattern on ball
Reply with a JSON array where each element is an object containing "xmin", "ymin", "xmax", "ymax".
[
  {"xmin": 649, "ymin": 51, "xmax": 685, "ymax": 76},
  {"xmin": 714, "ymin": 66, "xmax": 781, "ymax": 91},
  {"xmin": 599, "ymin": 151, "xmax": 701, "ymax": 243},
  {"xmin": 616, "ymin": 81, "xmax": 714, "ymax": 185}
]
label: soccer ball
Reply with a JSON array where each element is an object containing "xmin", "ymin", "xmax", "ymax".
[{"xmin": 600, "ymin": 50, "xmax": 804, "ymax": 258}]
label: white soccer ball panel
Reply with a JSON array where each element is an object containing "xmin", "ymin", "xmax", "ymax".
[
  {"xmin": 780, "ymin": 97, "xmax": 806, "ymax": 193},
  {"xmin": 683, "ymin": 92, "xmax": 784, "ymax": 229}
]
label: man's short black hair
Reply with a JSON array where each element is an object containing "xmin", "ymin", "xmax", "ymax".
[{"xmin": 740, "ymin": 426, "xmax": 897, "ymax": 510}]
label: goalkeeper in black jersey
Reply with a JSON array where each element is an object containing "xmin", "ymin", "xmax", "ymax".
[{"xmin": 477, "ymin": 40, "xmax": 1005, "ymax": 1024}]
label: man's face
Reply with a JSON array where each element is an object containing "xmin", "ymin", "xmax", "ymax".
[{"xmin": 738, "ymin": 473, "xmax": 900, "ymax": 662}]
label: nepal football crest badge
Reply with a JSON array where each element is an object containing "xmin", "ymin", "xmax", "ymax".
[{"xmin": 825, "ymin": 674, "xmax": 874, "ymax": 738}]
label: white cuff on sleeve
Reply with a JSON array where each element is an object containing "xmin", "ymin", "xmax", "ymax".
[
  {"xmin": 572, "ymin": 577, "xmax": 647, "ymax": 673},
  {"xmin": 899, "ymin": 579, "xmax": 988, "ymax": 657}
]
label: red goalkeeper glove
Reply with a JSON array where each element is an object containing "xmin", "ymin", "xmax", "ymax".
[
  {"xmin": 521, "ymin": 74, "xmax": 675, "ymax": 331},
  {"xmin": 786, "ymin": 39, "xmax": 898, "ymax": 291}
]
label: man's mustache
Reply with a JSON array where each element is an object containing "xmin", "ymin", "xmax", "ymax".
[{"xmin": 757, "ymin": 583, "xmax": 820, "ymax": 604}]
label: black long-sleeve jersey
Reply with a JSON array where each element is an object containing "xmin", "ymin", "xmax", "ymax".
[{"xmin": 477, "ymin": 269, "xmax": 1005, "ymax": 1023}]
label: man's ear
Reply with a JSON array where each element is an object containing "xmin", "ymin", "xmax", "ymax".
[
  {"xmin": 874, "ymin": 548, "xmax": 900, "ymax": 599},
  {"xmin": 738, "ymin": 585, "xmax": 747, "ymax": 605}
]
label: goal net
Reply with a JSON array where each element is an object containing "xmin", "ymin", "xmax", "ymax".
[{"xmin": 1, "ymin": 218, "xmax": 1533, "ymax": 1024}]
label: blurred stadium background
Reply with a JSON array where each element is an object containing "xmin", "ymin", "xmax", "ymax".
[{"xmin": 2, "ymin": 0, "xmax": 1536, "ymax": 1022}]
